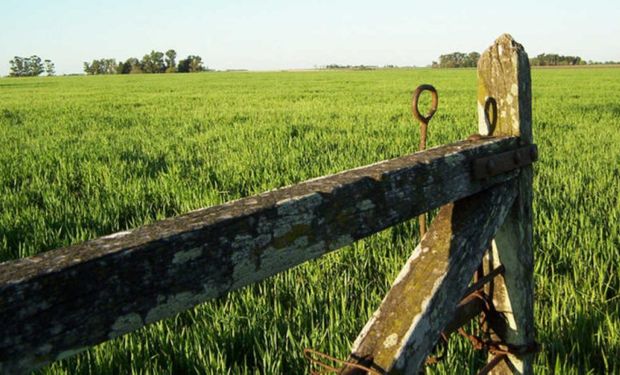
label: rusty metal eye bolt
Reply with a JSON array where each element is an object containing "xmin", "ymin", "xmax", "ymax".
[
  {"xmin": 411, "ymin": 84, "xmax": 439, "ymax": 237},
  {"xmin": 412, "ymin": 84, "xmax": 439, "ymax": 126},
  {"xmin": 484, "ymin": 96, "xmax": 498, "ymax": 135}
]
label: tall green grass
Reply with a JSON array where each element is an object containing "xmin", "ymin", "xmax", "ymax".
[{"xmin": 0, "ymin": 68, "xmax": 618, "ymax": 374}]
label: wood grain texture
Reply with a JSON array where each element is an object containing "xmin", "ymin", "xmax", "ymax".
[
  {"xmin": 478, "ymin": 34, "xmax": 536, "ymax": 374},
  {"xmin": 339, "ymin": 181, "xmax": 518, "ymax": 374},
  {"xmin": 0, "ymin": 137, "xmax": 522, "ymax": 374}
]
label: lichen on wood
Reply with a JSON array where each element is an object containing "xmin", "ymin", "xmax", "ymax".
[
  {"xmin": 340, "ymin": 181, "xmax": 518, "ymax": 374},
  {"xmin": 477, "ymin": 33, "xmax": 535, "ymax": 375},
  {"xmin": 0, "ymin": 136, "xmax": 522, "ymax": 374}
]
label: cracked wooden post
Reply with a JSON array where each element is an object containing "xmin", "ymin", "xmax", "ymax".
[{"xmin": 477, "ymin": 34, "xmax": 536, "ymax": 374}]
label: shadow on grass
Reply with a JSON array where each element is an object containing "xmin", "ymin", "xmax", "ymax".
[{"xmin": 539, "ymin": 307, "xmax": 618, "ymax": 373}]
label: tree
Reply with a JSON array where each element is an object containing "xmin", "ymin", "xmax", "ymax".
[
  {"xmin": 177, "ymin": 57, "xmax": 189, "ymax": 73},
  {"xmin": 128, "ymin": 58, "xmax": 143, "ymax": 74},
  {"xmin": 165, "ymin": 49, "xmax": 177, "ymax": 73},
  {"xmin": 177, "ymin": 55, "xmax": 206, "ymax": 73},
  {"xmin": 8, "ymin": 55, "xmax": 46, "ymax": 77},
  {"xmin": 83, "ymin": 59, "xmax": 117, "ymax": 75},
  {"xmin": 105, "ymin": 59, "xmax": 117, "ymax": 74},
  {"xmin": 189, "ymin": 55, "xmax": 205, "ymax": 72},
  {"xmin": 529, "ymin": 53, "xmax": 585, "ymax": 66},
  {"xmin": 116, "ymin": 59, "xmax": 130, "ymax": 74},
  {"xmin": 435, "ymin": 52, "xmax": 480, "ymax": 68},
  {"xmin": 468, "ymin": 52, "xmax": 480, "ymax": 65},
  {"xmin": 83, "ymin": 61, "xmax": 95, "ymax": 75},
  {"xmin": 79, "ymin": 50, "xmax": 208, "ymax": 75},
  {"xmin": 27, "ymin": 56, "xmax": 45, "ymax": 76},
  {"xmin": 44, "ymin": 60, "xmax": 56, "ymax": 76},
  {"xmin": 114, "ymin": 57, "xmax": 143, "ymax": 74},
  {"xmin": 141, "ymin": 50, "xmax": 165, "ymax": 73},
  {"xmin": 9, "ymin": 57, "xmax": 26, "ymax": 77}
]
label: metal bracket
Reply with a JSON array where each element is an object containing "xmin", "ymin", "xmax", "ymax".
[{"xmin": 473, "ymin": 144, "xmax": 538, "ymax": 179}]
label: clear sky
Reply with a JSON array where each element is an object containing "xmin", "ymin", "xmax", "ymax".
[{"xmin": 1, "ymin": 0, "xmax": 619, "ymax": 75}]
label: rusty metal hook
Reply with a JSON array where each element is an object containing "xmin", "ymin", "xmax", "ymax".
[
  {"xmin": 412, "ymin": 84, "xmax": 439, "ymax": 237},
  {"xmin": 484, "ymin": 97, "xmax": 498, "ymax": 135},
  {"xmin": 412, "ymin": 84, "xmax": 439, "ymax": 152}
]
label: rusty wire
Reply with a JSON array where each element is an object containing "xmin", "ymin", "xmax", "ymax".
[
  {"xmin": 411, "ymin": 84, "xmax": 438, "ymax": 237},
  {"xmin": 303, "ymin": 262, "xmax": 537, "ymax": 375},
  {"xmin": 463, "ymin": 264, "xmax": 504, "ymax": 299},
  {"xmin": 457, "ymin": 326, "xmax": 540, "ymax": 358},
  {"xmin": 425, "ymin": 259, "xmax": 537, "ymax": 374},
  {"xmin": 477, "ymin": 354, "xmax": 508, "ymax": 375},
  {"xmin": 455, "ymin": 264, "xmax": 511, "ymax": 375},
  {"xmin": 425, "ymin": 331, "xmax": 450, "ymax": 366},
  {"xmin": 303, "ymin": 348, "xmax": 383, "ymax": 375},
  {"xmin": 453, "ymin": 260, "xmax": 539, "ymax": 374}
]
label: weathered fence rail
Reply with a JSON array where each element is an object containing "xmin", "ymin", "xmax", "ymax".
[{"xmin": 0, "ymin": 34, "xmax": 537, "ymax": 375}]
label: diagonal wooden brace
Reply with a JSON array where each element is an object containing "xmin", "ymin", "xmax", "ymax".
[{"xmin": 340, "ymin": 180, "xmax": 518, "ymax": 375}]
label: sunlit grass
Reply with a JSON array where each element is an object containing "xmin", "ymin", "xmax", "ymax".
[{"xmin": 0, "ymin": 67, "xmax": 618, "ymax": 374}]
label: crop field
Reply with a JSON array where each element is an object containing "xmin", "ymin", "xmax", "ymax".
[{"xmin": 1, "ymin": 67, "xmax": 619, "ymax": 374}]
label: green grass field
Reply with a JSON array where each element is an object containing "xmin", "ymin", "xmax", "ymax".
[{"xmin": 1, "ymin": 68, "xmax": 618, "ymax": 374}]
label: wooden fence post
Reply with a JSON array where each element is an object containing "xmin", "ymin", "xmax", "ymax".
[{"xmin": 477, "ymin": 34, "xmax": 536, "ymax": 374}]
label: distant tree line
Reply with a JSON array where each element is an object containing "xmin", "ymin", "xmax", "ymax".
[
  {"xmin": 320, "ymin": 64, "xmax": 418, "ymax": 70},
  {"xmin": 431, "ymin": 51, "xmax": 620, "ymax": 68},
  {"xmin": 527, "ymin": 54, "xmax": 619, "ymax": 66},
  {"xmin": 529, "ymin": 53, "xmax": 585, "ymax": 66},
  {"xmin": 587, "ymin": 60, "xmax": 620, "ymax": 65},
  {"xmin": 431, "ymin": 52, "xmax": 480, "ymax": 68},
  {"xmin": 323, "ymin": 64, "xmax": 378, "ymax": 70},
  {"xmin": 83, "ymin": 49, "xmax": 207, "ymax": 75},
  {"xmin": 9, "ymin": 56, "xmax": 55, "ymax": 77}
]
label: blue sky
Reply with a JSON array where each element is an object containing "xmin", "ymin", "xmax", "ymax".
[{"xmin": 1, "ymin": 0, "xmax": 619, "ymax": 75}]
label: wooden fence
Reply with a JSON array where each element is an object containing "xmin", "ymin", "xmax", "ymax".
[{"xmin": 0, "ymin": 34, "xmax": 537, "ymax": 374}]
